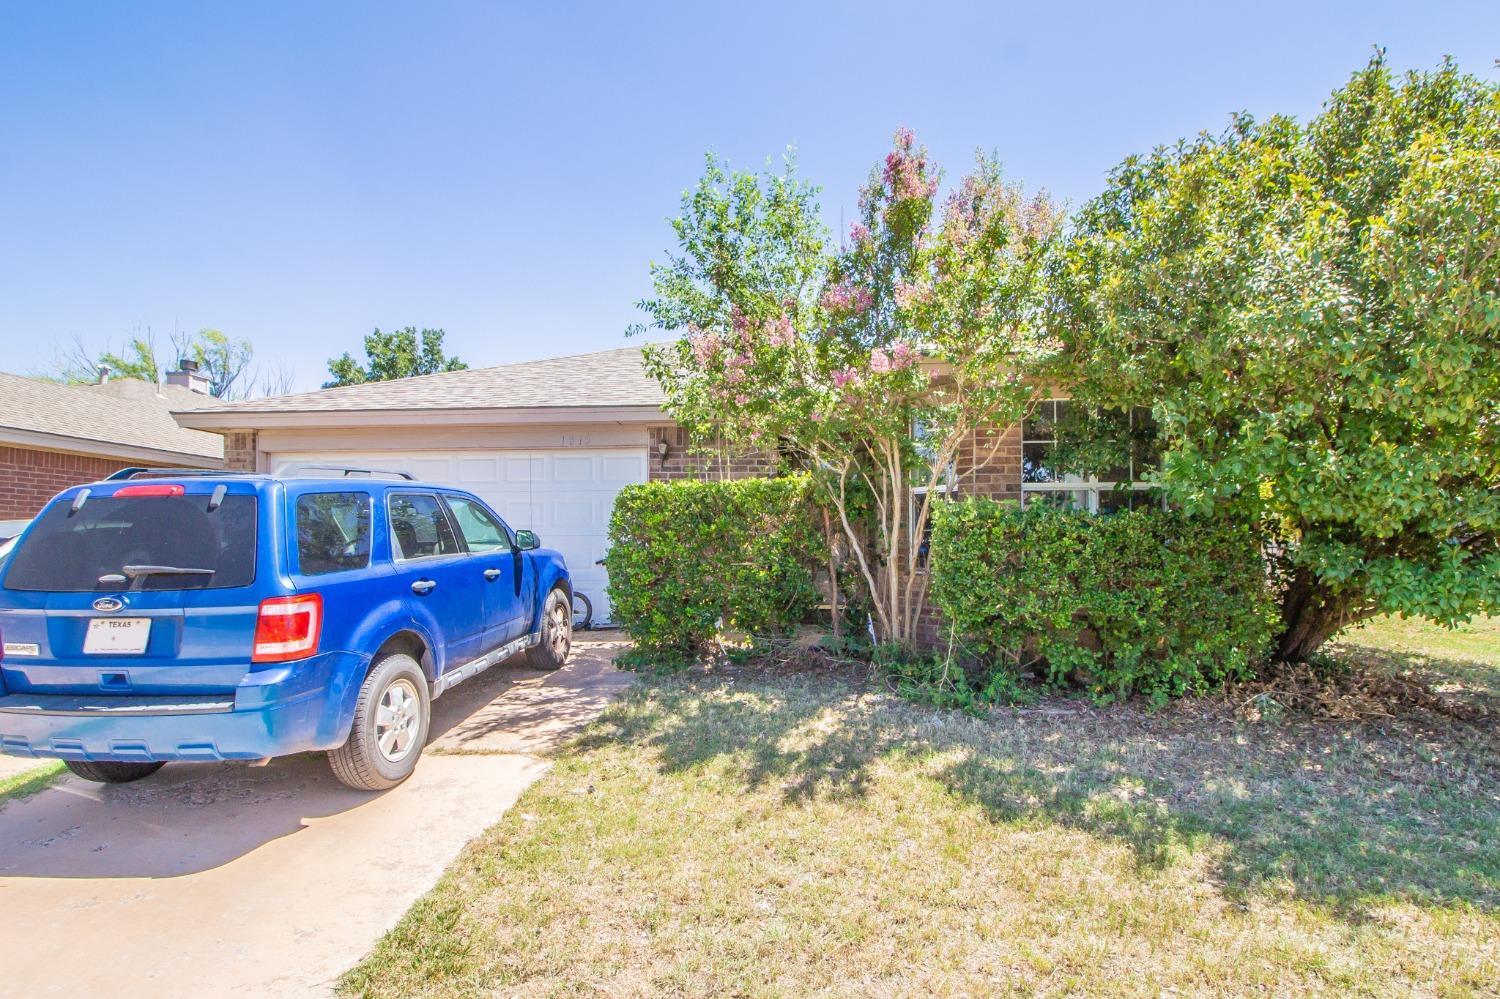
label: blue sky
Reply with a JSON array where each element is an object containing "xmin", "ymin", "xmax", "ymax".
[{"xmin": 2, "ymin": 1, "xmax": 1496, "ymax": 392}]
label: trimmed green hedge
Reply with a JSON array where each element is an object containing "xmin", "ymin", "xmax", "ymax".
[
  {"xmin": 930, "ymin": 499, "xmax": 1276, "ymax": 702},
  {"xmin": 605, "ymin": 477, "xmax": 823, "ymax": 658}
]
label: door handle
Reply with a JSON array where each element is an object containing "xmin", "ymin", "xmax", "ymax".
[
  {"xmin": 411, "ymin": 579, "xmax": 437, "ymax": 595},
  {"xmin": 483, "ymin": 568, "xmax": 502, "ymax": 581}
]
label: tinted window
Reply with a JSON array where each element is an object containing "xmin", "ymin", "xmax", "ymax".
[
  {"xmin": 3, "ymin": 494, "xmax": 258, "ymax": 592},
  {"xmin": 388, "ymin": 493, "xmax": 461, "ymax": 560},
  {"xmin": 296, "ymin": 492, "xmax": 372, "ymax": 575},
  {"xmin": 444, "ymin": 496, "xmax": 511, "ymax": 553}
]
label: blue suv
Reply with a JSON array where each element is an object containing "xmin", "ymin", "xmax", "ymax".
[{"xmin": 0, "ymin": 468, "xmax": 574, "ymax": 790}]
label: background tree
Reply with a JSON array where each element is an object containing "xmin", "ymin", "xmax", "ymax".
[
  {"xmin": 48, "ymin": 327, "xmax": 257, "ymax": 399},
  {"xmin": 1051, "ymin": 55, "xmax": 1500, "ymax": 660},
  {"xmin": 176, "ymin": 328, "xmax": 255, "ymax": 398},
  {"xmin": 636, "ymin": 135, "xmax": 1061, "ymax": 644},
  {"xmin": 324, "ymin": 327, "xmax": 467, "ymax": 387}
]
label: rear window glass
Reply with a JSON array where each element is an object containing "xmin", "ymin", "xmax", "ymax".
[
  {"xmin": 296, "ymin": 492, "xmax": 372, "ymax": 575},
  {"xmin": 2, "ymin": 494, "xmax": 258, "ymax": 592}
]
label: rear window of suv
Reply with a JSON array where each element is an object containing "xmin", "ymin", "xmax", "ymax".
[
  {"xmin": 296, "ymin": 492, "xmax": 372, "ymax": 575},
  {"xmin": 2, "ymin": 493, "xmax": 258, "ymax": 592}
]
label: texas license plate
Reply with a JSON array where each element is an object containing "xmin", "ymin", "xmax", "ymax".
[{"xmin": 83, "ymin": 617, "xmax": 151, "ymax": 655}]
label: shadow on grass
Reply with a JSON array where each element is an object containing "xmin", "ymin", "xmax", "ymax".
[
  {"xmin": 1331, "ymin": 642, "xmax": 1500, "ymax": 710},
  {"xmin": 576, "ymin": 668, "xmax": 1500, "ymax": 915}
]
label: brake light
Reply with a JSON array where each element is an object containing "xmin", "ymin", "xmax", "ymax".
[
  {"xmin": 115, "ymin": 484, "xmax": 186, "ymax": 497},
  {"xmin": 252, "ymin": 593, "xmax": 323, "ymax": 663}
]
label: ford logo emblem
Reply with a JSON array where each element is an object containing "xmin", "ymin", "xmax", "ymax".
[{"xmin": 92, "ymin": 597, "xmax": 124, "ymax": 613}]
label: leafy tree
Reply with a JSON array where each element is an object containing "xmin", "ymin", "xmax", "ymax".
[
  {"xmin": 1051, "ymin": 55, "xmax": 1500, "ymax": 660},
  {"xmin": 636, "ymin": 137, "xmax": 1060, "ymax": 644},
  {"xmin": 98, "ymin": 335, "xmax": 161, "ymax": 384},
  {"xmin": 324, "ymin": 327, "xmax": 467, "ymax": 387},
  {"xmin": 177, "ymin": 328, "xmax": 254, "ymax": 398},
  {"xmin": 49, "ymin": 327, "xmax": 256, "ymax": 399}
]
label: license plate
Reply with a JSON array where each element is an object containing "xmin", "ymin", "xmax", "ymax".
[{"xmin": 83, "ymin": 617, "xmax": 151, "ymax": 655}]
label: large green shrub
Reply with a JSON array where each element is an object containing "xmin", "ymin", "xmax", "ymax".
[
  {"xmin": 930, "ymin": 499, "xmax": 1277, "ymax": 702},
  {"xmin": 605, "ymin": 477, "xmax": 823, "ymax": 658}
]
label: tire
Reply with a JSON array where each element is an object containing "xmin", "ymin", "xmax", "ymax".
[
  {"xmin": 64, "ymin": 760, "xmax": 165, "ymax": 784},
  {"xmin": 527, "ymin": 586, "xmax": 573, "ymax": 670},
  {"xmin": 571, "ymin": 590, "xmax": 593, "ymax": 631},
  {"xmin": 328, "ymin": 652, "xmax": 431, "ymax": 791}
]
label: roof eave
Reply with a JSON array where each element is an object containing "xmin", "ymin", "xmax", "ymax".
[
  {"xmin": 171, "ymin": 404, "xmax": 668, "ymax": 433},
  {"xmin": 0, "ymin": 427, "xmax": 226, "ymax": 465}
]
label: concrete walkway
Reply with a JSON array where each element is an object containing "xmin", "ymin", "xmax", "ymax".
[{"xmin": 0, "ymin": 634, "xmax": 632, "ymax": 999}]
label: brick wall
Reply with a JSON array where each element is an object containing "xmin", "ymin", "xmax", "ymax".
[
  {"xmin": 224, "ymin": 431, "xmax": 259, "ymax": 471},
  {"xmin": 0, "ymin": 446, "xmax": 130, "ymax": 519},
  {"xmin": 647, "ymin": 425, "xmax": 776, "ymax": 481}
]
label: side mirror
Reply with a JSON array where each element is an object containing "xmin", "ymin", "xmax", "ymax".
[{"xmin": 515, "ymin": 529, "xmax": 540, "ymax": 551}]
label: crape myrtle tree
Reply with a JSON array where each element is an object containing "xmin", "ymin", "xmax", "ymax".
[
  {"xmin": 1051, "ymin": 55, "xmax": 1500, "ymax": 660},
  {"xmin": 634, "ymin": 132, "xmax": 1061, "ymax": 645}
]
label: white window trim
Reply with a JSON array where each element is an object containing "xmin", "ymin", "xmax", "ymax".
[{"xmin": 1020, "ymin": 400, "xmax": 1162, "ymax": 514}]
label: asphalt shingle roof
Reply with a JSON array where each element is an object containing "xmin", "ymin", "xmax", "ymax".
[
  {"xmin": 177, "ymin": 346, "xmax": 666, "ymax": 416},
  {"xmin": 0, "ymin": 372, "xmax": 225, "ymax": 460}
]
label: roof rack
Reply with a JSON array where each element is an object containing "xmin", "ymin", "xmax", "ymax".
[
  {"xmin": 276, "ymin": 465, "xmax": 416, "ymax": 481},
  {"xmin": 105, "ymin": 465, "xmax": 417, "ymax": 482},
  {"xmin": 106, "ymin": 467, "xmax": 258, "ymax": 481}
]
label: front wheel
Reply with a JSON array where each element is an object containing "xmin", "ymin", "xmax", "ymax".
[
  {"xmin": 328, "ymin": 652, "xmax": 431, "ymax": 791},
  {"xmin": 64, "ymin": 760, "xmax": 165, "ymax": 784},
  {"xmin": 527, "ymin": 586, "xmax": 572, "ymax": 670}
]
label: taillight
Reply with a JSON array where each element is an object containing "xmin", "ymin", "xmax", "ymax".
[
  {"xmin": 252, "ymin": 593, "xmax": 323, "ymax": 663},
  {"xmin": 115, "ymin": 484, "xmax": 186, "ymax": 497}
]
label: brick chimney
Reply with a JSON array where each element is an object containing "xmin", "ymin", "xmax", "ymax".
[{"xmin": 165, "ymin": 358, "xmax": 212, "ymax": 395}]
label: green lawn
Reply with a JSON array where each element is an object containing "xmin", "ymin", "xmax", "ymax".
[
  {"xmin": 342, "ymin": 620, "xmax": 1499, "ymax": 997},
  {"xmin": 0, "ymin": 760, "xmax": 65, "ymax": 805},
  {"xmin": 1331, "ymin": 614, "xmax": 1500, "ymax": 706}
]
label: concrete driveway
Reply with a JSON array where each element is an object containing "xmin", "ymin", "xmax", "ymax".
[{"xmin": 0, "ymin": 633, "xmax": 631, "ymax": 999}]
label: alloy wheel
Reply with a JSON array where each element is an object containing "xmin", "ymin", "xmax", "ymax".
[{"xmin": 374, "ymin": 677, "xmax": 422, "ymax": 763}]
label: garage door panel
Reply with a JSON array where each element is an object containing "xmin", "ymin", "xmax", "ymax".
[
  {"xmin": 551, "ymin": 500, "xmax": 595, "ymax": 531},
  {"xmin": 550, "ymin": 456, "xmax": 594, "ymax": 481},
  {"xmin": 457, "ymin": 458, "xmax": 498, "ymax": 482},
  {"xmin": 603, "ymin": 456, "xmax": 645, "ymax": 480},
  {"xmin": 269, "ymin": 447, "xmax": 646, "ymax": 623},
  {"xmin": 504, "ymin": 457, "xmax": 542, "ymax": 482}
]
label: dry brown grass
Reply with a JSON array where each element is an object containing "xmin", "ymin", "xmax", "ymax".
[{"xmin": 340, "ymin": 625, "xmax": 1500, "ymax": 998}]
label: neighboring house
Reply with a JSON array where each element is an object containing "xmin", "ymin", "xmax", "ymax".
[
  {"xmin": 0, "ymin": 367, "xmax": 224, "ymax": 522},
  {"xmin": 170, "ymin": 345, "xmax": 1158, "ymax": 626}
]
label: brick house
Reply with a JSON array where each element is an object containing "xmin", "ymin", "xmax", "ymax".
[
  {"xmin": 0, "ymin": 370, "xmax": 224, "ymax": 526},
  {"xmin": 171, "ymin": 346, "xmax": 1156, "ymax": 624}
]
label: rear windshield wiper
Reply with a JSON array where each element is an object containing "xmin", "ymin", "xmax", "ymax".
[{"xmin": 97, "ymin": 565, "xmax": 217, "ymax": 585}]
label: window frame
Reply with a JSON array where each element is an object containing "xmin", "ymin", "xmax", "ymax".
[
  {"xmin": 385, "ymin": 491, "xmax": 466, "ymax": 563},
  {"xmin": 909, "ymin": 416, "xmax": 959, "ymax": 570},
  {"xmin": 909, "ymin": 481, "xmax": 953, "ymax": 571},
  {"xmin": 1020, "ymin": 399, "xmax": 1162, "ymax": 514}
]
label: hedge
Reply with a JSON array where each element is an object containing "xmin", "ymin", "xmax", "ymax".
[
  {"xmin": 605, "ymin": 477, "xmax": 823, "ymax": 657},
  {"xmin": 930, "ymin": 499, "xmax": 1277, "ymax": 702}
]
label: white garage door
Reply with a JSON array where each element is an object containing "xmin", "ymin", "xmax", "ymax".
[{"xmin": 270, "ymin": 448, "xmax": 647, "ymax": 623}]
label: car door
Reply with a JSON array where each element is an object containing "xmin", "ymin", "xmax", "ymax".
[
  {"xmin": 441, "ymin": 493, "xmax": 526, "ymax": 651},
  {"xmin": 386, "ymin": 491, "xmax": 486, "ymax": 670}
]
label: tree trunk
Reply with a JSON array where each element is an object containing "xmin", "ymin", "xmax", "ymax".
[
  {"xmin": 823, "ymin": 509, "xmax": 840, "ymax": 641},
  {"xmin": 1275, "ymin": 570, "xmax": 1362, "ymax": 661}
]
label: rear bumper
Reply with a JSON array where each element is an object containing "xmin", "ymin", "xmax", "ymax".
[{"xmin": 0, "ymin": 650, "xmax": 369, "ymax": 763}]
